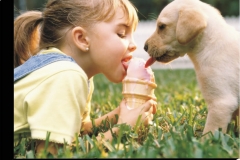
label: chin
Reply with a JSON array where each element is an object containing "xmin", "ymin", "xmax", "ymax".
[{"xmin": 106, "ymin": 73, "xmax": 125, "ymax": 83}]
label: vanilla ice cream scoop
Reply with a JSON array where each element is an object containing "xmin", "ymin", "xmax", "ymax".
[{"xmin": 125, "ymin": 57, "xmax": 155, "ymax": 83}]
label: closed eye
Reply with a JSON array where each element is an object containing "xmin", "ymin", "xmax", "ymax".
[{"xmin": 118, "ymin": 33, "xmax": 126, "ymax": 38}]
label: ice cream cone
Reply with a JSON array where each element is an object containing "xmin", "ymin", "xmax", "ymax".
[{"xmin": 122, "ymin": 78, "xmax": 157, "ymax": 109}]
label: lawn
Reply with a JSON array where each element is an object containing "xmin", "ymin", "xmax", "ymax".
[{"xmin": 14, "ymin": 69, "xmax": 239, "ymax": 158}]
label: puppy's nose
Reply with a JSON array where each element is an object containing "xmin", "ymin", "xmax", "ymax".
[{"xmin": 144, "ymin": 44, "xmax": 148, "ymax": 52}]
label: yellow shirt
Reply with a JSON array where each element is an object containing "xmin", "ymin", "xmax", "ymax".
[{"xmin": 14, "ymin": 48, "xmax": 94, "ymax": 145}]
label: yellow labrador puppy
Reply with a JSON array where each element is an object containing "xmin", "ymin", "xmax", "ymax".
[{"xmin": 144, "ymin": 0, "xmax": 239, "ymax": 135}]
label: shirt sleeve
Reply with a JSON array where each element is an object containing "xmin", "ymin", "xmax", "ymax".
[{"xmin": 25, "ymin": 70, "xmax": 88, "ymax": 144}]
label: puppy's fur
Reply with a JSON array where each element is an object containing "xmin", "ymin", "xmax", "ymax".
[{"xmin": 144, "ymin": 0, "xmax": 239, "ymax": 135}]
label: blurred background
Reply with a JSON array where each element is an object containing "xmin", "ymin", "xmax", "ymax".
[
  {"xmin": 13, "ymin": 0, "xmax": 239, "ymax": 19},
  {"xmin": 14, "ymin": 0, "xmax": 239, "ymax": 69}
]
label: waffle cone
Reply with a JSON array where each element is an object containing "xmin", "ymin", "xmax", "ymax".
[{"xmin": 122, "ymin": 78, "xmax": 157, "ymax": 109}]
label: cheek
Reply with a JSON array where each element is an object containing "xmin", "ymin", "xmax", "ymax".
[
  {"xmin": 97, "ymin": 35, "xmax": 126, "ymax": 52},
  {"xmin": 105, "ymin": 38, "xmax": 127, "ymax": 59},
  {"xmin": 92, "ymin": 42, "xmax": 125, "ymax": 69}
]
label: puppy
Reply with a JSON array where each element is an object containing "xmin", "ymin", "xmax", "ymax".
[{"xmin": 144, "ymin": 0, "xmax": 239, "ymax": 135}]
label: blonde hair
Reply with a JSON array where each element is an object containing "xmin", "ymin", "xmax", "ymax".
[{"xmin": 14, "ymin": 0, "xmax": 139, "ymax": 68}]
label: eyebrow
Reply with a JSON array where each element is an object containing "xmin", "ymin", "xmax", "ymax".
[{"xmin": 117, "ymin": 23, "xmax": 129, "ymax": 28}]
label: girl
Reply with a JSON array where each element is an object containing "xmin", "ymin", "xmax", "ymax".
[{"xmin": 14, "ymin": 0, "xmax": 157, "ymax": 156}]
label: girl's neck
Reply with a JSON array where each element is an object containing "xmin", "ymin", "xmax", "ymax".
[{"xmin": 59, "ymin": 45, "xmax": 98, "ymax": 79}]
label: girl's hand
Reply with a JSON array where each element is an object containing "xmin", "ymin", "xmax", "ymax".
[
  {"xmin": 117, "ymin": 98, "xmax": 157, "ymax": 127},
  {"xmin": 95, "ymin": 99, "xmax": 157, "ymax": 143}
]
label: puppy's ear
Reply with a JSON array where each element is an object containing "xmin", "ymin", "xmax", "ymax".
[{"xmin": 176, "ymin": 8, "xmax": 207, "ymax": 44}]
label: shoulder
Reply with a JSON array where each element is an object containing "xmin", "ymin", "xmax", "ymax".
[
  {"xmin": 15, "ymin": 61, "xmax": 89, "ymax": 93},
  {"xmin": 33, "ymin": 61, "xmax": 88, "ymax": 81},
  {"xmin": 44, "ymin": 61, "xmax": 87, "ymax": 77}
]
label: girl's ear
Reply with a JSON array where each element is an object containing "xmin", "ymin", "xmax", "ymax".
[{"xmin": 71, "ymin": 26, "xmax": 90, "ymax": 52}]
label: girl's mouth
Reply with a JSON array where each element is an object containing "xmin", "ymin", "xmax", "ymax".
[{"xmin": 122, "ymin": 56, "xmax": 132, "ymax": 71}]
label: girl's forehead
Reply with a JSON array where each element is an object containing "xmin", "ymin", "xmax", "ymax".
[
  {"xmin": 115, "ymin": 8, "xmax": 128, "ymax": 21},
  {"xmin": 87, "ymin": 0, "xmax": 138, "ymax": 30},
  {"xmin": 106, "ymin": 8, "xmax": 136, "ymax": 30},
  {"xmin": 115, "ymin": 5, "xmax": 138, "ymax": 30}
]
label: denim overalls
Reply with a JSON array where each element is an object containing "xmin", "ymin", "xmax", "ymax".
[{"xmin": 14, "ymin": 53, "xmax": 76, "ymax": 82}]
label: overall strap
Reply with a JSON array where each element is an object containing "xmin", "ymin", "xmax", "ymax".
[{"xmin": 14, "ymin": 53, "xmax": 76, "ymax": 82}]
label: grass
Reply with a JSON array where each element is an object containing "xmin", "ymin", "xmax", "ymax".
[{"xmin": 14, "ymin": 69, "xmax": 239, "ymax": 158}]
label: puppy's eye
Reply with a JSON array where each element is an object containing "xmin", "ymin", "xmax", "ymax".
[{"xmin": 158, "ymin": 24, "xmax": 166, "ymax": 30}]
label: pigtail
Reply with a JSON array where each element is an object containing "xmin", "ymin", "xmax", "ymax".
[{"xmin": 14, "ymin": 11, "xmax": 43, "ymax": 68}]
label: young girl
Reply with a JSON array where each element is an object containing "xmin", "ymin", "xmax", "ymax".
[{"xmin": 14, "ymin": 0, "xmax": 157, "ymax": 156}]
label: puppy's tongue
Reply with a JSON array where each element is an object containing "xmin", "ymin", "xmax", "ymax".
[{"xmin": 145, "ymin": 57, "xmax": 156, "ymax": 68}]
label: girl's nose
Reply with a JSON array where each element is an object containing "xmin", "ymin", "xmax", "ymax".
[{"xmin": 129, "ymin": 41, "xmax": 137, "ymax": 52}]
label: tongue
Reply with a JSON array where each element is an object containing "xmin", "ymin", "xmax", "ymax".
[
  {"xmin": 145, "ymin": 57, "xmax": 156, "ymax": 68},
  {"xmin": 122, "ymin": 61, "xmax": 129, "ymax": 71}
]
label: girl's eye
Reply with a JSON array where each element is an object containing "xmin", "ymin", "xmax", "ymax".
[{"xmin": 118, "ymin": 33, "xmax": 126, "ymax": 38}]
